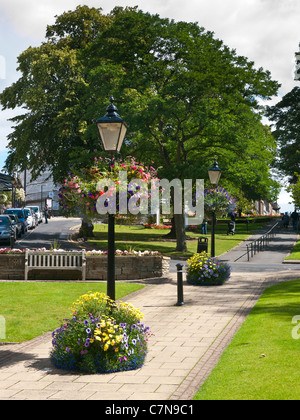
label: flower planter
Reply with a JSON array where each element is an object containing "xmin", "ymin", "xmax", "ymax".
[
  {"xmin": 86, "ymin": 255, "xmax": 170, "ymax": 280},
  {"xmin": 0, "ymin": 251, "xmax": 170, "ymax": 280},
  {"xmin": 186, "ymin": 252, "xmax": 231, "ymax": 286},
  {"xmin": 50, "ymin": 292, "xmax": 151, "ymax": 374}
]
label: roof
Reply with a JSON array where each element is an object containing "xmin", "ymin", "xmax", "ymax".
[{"xmin": 0, "ymin": 173, "xmax": 22, "ymax": 191}]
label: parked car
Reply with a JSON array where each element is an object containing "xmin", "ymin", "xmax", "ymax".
[
  {"xmin": 0, "ymin": 215, "xmax": 16, "ymax": 245},
  {"xmin": 24, "ymin": 207, "xmax": 36, "ymax": 229},
  {"xmin": 4, "ymin": 208, "xmax": 28, "ymax": 234},
  {"xmin": 27, "ymin": 205, "xmax": 42, "ymax": 224},
  {"xmin": 7, "ymin": 214, "xmax": 22, "ymax": 238}
]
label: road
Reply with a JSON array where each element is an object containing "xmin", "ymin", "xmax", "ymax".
[{"xmin": 13, "ymin": 217, "xmax": 82, "ymax": 250}]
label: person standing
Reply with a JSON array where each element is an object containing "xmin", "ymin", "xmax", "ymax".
[
  {"xmin": 44, "ymin": 204, "xmax": 49, "ymax": 224},
  {"xmin": 201, "ymin": 217, "xmax": 208, "ymax": 234}
]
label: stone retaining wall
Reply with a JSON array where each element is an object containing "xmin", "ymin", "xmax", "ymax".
[
  {"xmin": 0, "ymin": 254, "xmax": 170, "ymax": 281},
  {"xmin": 0, "ymin": 254, "xmax": 25, "ymax": 280}
]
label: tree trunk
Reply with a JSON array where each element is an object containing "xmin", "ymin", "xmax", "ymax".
[
  {"xmin": 174, "ymin": 213, "xmax": 187, "ymax": 252},
  {"xmin": 163, "ymin": 216, "xmax": 177, "ymax": 238},
  {"xmin": 79, "ymin": 218, "xmax": 94, "ymax": 238}
]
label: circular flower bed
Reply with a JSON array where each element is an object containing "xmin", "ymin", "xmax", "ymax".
[
  {"xmin": 50, "ymin": 292, "xmax": 151, "ymax": 374},
  {"xmin": 186, "ymin": 252, "xmax": 231, "ymax": 286}
]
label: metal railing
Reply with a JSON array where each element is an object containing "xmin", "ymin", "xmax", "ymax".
[{"xmin": 234, "ymin": 222, "xmax": 279, "ymax": 262}]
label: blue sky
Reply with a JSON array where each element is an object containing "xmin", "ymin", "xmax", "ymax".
[
  {"xmin": 0, "ymin": 150, "xmax": 6, "ymax": 172},
  {"xmin": 1, "ymin": 0, "xmax": 300, "ymax": 212}
]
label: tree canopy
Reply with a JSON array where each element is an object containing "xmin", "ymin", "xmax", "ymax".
[
  {"xmin": 0, "ymin": 6, "xmax": 281, "ymax": 250},
  {"xmin": 1, "ymin": 6, "xmax": 279, "ymax": 185},
  {"xmin": 266, "ymin": 86, "xmax": 300, "ymax": 179}
]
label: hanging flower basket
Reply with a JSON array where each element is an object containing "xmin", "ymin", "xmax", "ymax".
[{"xmin": 203, "ymin": 187, "xmax": 237, "ymax": 217}]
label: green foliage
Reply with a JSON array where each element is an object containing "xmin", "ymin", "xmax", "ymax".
[
  {"xmin": 266, "ymin": 86, "xmax": 300, "ymax": 178},
  {"xmin": 0, "ymin": 5, "xmax": 280, "ymax": 203},
  {"xmin": 287, "ymin": 173, "xmax": 300, "ymax": 209}
]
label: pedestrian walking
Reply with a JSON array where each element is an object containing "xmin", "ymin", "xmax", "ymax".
[
  {"xmin": 282, "ymin": 212, "xmax": 290, "ymax": 228},
  {"xmin": 291, "ymin": 210, "xmax": 299, "ymax": 231},
  {"xmin": 227, "ymin": 213, "xmax": 236, "ymax": 235}
]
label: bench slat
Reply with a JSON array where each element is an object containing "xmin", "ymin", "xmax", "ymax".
[{"xmin": 24, "ymin": 250, "xmax": 86, "ymax": 281}]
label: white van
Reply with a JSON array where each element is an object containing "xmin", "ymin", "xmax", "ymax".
[
  {"xmin": 24, "ymin": 207, "xmax": 36, "ymax": 229},
  {"xmin": 27, "ymin": 206, "xmax": 42, "ymax": 224}
]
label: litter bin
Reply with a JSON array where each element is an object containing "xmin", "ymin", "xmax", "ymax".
[{"xmin": 197, "ymin": 236, "xmax": 208, "ymax": 253}]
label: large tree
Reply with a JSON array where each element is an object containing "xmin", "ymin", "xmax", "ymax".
[
  {"xmin": 266, "ymin": 86, "xmax": 300, "ymax": 179},
  {"xmin": 0, "ymin": 6, "xmax": 280, "ymax": 250},
  {"xmin": 0, "ymin": 5, "xmax": 112, "ymax": 181}
]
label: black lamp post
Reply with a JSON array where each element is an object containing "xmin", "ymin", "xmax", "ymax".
[
  {"xmin": 208, "ymin": 160, "xmax": 221, "ymax": 257},
  {"xmin": 96, "ymin": 97, "xmax": 128, "ymax": 301}
]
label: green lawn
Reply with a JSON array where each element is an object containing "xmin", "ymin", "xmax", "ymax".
[
  {"xmin": 0, "ymin": 282, "xmax": 144, "ymax": 343},
  {"xmin": 88, "ymin": 218, "xmax": 276, "ymax": 258},
  {"xmin": 194, "ymin": 279, "xmax": 300, "ymax": 400},
  {"xmin": 285, "ymin": 239, "xmax": 300, "ymax": 260}
]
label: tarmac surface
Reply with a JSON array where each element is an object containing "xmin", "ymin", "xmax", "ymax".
[{"xmin": 1, "ymin": 223, "xmax": 300, "ymax": 401}]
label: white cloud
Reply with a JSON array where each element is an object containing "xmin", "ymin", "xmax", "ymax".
[
  {"xmin": 278, "ymin": 188, "xmax": 294, "ymax": 213},
  {"xmin": 2, "ymin": 0, "xmax": 299, "ymax": 93},
  {"xmin": 0, "ymin": 0, "xmax": 300, "ymax": 158},
  {"xmin": 0, "ymin": 0, "xmax": 82, "ymax": 40}
]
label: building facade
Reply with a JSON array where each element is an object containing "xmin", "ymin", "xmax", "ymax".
[{"xmin": 19, "ymin": 169, "xmax": 60, "ymax": 213}]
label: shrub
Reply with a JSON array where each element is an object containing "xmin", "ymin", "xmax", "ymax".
[
  {"xmin": 186, "ymin": 252, "xmax": 231, "ymax": 286},
  {"xmin": 50, "ymin": 292, "xmax": 151, "ymax": 374}
]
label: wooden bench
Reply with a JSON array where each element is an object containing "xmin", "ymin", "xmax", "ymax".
[{"xmin": 24, "ymin": 250, "xmax": 86, "ymax": 281}]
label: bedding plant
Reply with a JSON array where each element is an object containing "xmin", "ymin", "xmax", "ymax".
[
  {"xmin": 186, "ymin": 252, "xmax": 231, "ymax": 286},
  {"xmin": 50, "ymin": 292, "xmax": 151, "ymax": 373}
]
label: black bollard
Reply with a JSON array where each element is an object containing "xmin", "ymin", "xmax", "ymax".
[
  {"xmin": 176, "ymin": 263, "xmax": 184, "ymax": 306},
  {"xmin": 10, "ymin": 231, "xmax": 14, "ymax": 249}
]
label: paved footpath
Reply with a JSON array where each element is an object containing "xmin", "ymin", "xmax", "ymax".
[{"xmin": 1, "ymin": 226, "xmax": 300, "ymax": 400}]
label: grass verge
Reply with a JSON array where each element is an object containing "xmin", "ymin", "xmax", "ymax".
[
  {"xmin": 88, "ymin": 219, "xmax": 274, "ymax": 258},
  {"xmin": 285, "ymin": 239, "xmax": 300, "ymax": 260},
  {"xmin": 0, "ymin": 282, "xmax": 144, "ymax": 343},
  {"xmin": 193, "ymin": 279, "xmax": 300, "ymax": 400}
]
